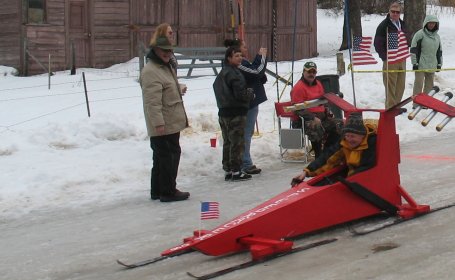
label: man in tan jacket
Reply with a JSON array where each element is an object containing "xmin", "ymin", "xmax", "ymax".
[{"xmin": 141, "ymin": 36, "xmax": 190, "ymax": 202}]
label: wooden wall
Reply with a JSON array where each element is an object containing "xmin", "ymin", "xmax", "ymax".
[
  {"xmin": 0, "ymin": 0, "xmax": 318, "ymax": 75},
  {"xmin": 24, "ymin": 0, "xmax": 66, "ymax": 75},
  {"xmin": 0, "ymin": 2, "xmax": 21, "ymax": 70},
  {"xmin": 92, "ymin": 0, "xmax": 130, "ymax": 68},
  {"xmin": 177, "ymin": 0, "xmax": 227, "ymax": 47}
]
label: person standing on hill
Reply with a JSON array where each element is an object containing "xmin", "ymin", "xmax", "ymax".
[
  {"xmin": 374, "ymin": 1, "xmax": 409, "ymax": 109},
  {"xmin": 140, "ymin": 36, "xmax": 190, "ymax": 202},
  {"xmin": 410, "ymin": 15, "xmax": 442, "ymax": 108},
  {"xmin": 224, "ymin": 39, "xmax": 268, "ymax": 175},
  {"xmin": 213, "ymin": 46, "xmax": 255, "ymax": 182}
]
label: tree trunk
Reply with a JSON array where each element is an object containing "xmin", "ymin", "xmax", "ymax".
[
  {"xmin": 404, "ymin": 0, "xmax": 426, "ymax": 43},
  {"xmin": 339, "ymin": 0, "xmax": 362, "ymax": 51}
]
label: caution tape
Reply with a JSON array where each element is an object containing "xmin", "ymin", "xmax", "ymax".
[{"xmin": 349, "ymin": 65, "xmax": 455, "ymax": 74}]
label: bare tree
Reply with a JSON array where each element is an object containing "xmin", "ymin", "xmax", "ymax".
[
  {"xmin": 339, "ymin": 0, "xmax": 361, "ymax": 50},
  {"xmin": 404, "ymin": 0, "xmax": 426, "ymax": 42}
]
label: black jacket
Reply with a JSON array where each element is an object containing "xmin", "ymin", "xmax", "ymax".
[
  {"xmin": 374, "ymin": 14, "xmax": 409, "ymax": 61},
  {"xmin": 239, "ymin": 55, "xmax": 268, "ymax": 109},
  {"xmin": 213, "ymin": 64, "xmax": 254, "ymax": 117}
]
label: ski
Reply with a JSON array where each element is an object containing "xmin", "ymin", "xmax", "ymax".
[
  {"xmin": 116, "ymin": 249, "xmax": 193, "ymax": 269},
  {"xmin": 186, "ymin": 238, "xmax": 337, "ymax": 280},
  {"xmin": 350, "ymin": 202, "xmax": 455, "ymax": 236}
]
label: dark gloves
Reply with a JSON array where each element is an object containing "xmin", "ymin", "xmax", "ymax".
[
  {"xmin": 246, "ymin": 88, "xmax": 255, "ymax": 100},
  {"xmin": 290, "ymin": 177, "xmax": 303, "ymax": 188},
  {"xmin": 436, "ymin": 65, "xmax": 441, "ymax": 72},
  {"xmin": 413, "ymin": 64, "xmax": 419, "ymax": 71}
]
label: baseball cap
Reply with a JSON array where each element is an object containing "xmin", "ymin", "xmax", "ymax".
[{"xmin": 304, "ymin": 61, "xmax": 317, "ymax": 71}]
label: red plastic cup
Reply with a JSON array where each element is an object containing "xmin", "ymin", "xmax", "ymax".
[{"xmin": 210, "ymin": 138, "xmax": 217, "ymax": 148}]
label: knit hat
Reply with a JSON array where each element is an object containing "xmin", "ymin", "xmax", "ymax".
[
  {"xmin": 151, "ymin": 36, "xmax": 174, "ymax": 50},
  {"xmin": 304, "ymin": 61, "xmax": 317, "ymax": 71},
  {"xmin": 342, "ymin": 112, "xmax": 367, "ymax": 135}
]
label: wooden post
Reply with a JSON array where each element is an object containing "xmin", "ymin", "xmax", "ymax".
[
  {"xmin": 48, "ymin": 54, "xmax": 51, "ymax": 90},
  {"xmin": 336, "ymin": 52, "xmax": 345, "ymax": 76},
  {"xmin": 70, "ymin": 41, "xmax": 76, "ymax": 75},
  {"xmin": 82, "ymin": 72, "xmax": 91, "ymax": 117},
  {"xmin": 23, "ymin": 39, "xmax": 28, "ymax": 76},
  {"xmin": 138, "ymin": 41, "xmax": 145, "ymax": 73}
]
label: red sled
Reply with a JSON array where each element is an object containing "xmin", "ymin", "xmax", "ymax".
[{"xmin": 162, "ymin": 94, "xmax": 431, "ymax": 261}]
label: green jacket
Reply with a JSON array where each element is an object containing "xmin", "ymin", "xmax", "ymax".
[{"xmin": 410, "ymin": 15, "xmax": 442, "ymax": 71}]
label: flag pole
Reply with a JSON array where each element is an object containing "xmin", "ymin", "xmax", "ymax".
[
  {"xmin": 349, "ymin": 29, "xmax": 357, "ymax": 108},
  {"xmin": 290, "ymin": 0, "xmax": 298, "ymax": 87},
  {"xmin": 344, "ymin": 0, "xmax": 357, "ymax": 107},
  {"xmin": 198, "ymin": 201, "xmax": 202, "ymax": 237},
  {"xmin": 386, "ymin": 27, "xmax": 389, "ymax": 108}
]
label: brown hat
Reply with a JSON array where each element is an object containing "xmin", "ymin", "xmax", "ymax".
[
  {"xmin": 342, "ymin": 112, "xmax": 367, "ymax": 135},
  {"xmin": 151, "ymin": 36, "xmax": 173, "ymax": 50}
]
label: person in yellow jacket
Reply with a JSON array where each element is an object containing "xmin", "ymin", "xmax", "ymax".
[{"xmin": 292, "ymin": 112, "xmax": 377, "ymax": 183}]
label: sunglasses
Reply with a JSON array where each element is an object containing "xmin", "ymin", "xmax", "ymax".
[{"xmin": 390, "ymin": 10, "xmax": 401, "ymax": 14}]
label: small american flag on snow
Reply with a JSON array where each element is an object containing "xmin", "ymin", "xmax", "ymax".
[
  {"xmin": 200, "ymin": 201, "xmax": 220, "ymax": 220},
  {"xmin": 387, "ymin": 31, "xmax": 410, "ymax": 64},
  {"xmin": 352, "ymin": 35, "xmax": 377, "ymax": 66}
]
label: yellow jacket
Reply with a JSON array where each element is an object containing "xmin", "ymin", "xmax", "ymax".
[{"xmin": 305, "ymin": 123, "xmax": 377, "ymax": 177}]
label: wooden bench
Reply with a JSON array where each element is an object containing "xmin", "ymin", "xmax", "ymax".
[
  {"xmin": 174, "ymin": 47, "xmax": 225, "ymax": 78},
  {"xmin": 141, "ymin": 44, "xmax": 293, "ymax": 85}
]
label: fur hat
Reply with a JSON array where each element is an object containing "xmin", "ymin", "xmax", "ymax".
[
  {"xmin": 342, "ymin": 112, "xmax": 367, "ymax": 135},
  {"xmin": 151, "ymin": 36, "xmax": 173, "ymax": 50}
]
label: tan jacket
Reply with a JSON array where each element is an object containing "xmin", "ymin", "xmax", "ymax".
[{"xmin": 140, "ymin": 60, "xmax": 188, "ymax": 137}]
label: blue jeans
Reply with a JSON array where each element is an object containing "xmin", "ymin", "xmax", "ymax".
[{"xmin": 242, "ymin": 106, "xmax": 259, "ymax": 170}]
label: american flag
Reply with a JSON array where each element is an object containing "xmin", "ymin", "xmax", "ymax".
[
  {"xmin": 352, "ymin": 35, "xmax": 377, "ymax": 65},
  {"xmin": 200, "ymin": 202, "xmax": 220, "ymax": 220},
  {"xmin": 387, "ymin": 31, "xmax": 410, "ymax": 64}
]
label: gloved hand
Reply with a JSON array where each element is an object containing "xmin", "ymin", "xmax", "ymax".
[
  {"xmin": 436, "ymin": 65, "xmax": 441, "ymax": 72},
  {"xmin": 246, "ymin": 88, "xmax": 255, "ymax": 100},
  {"xmin": 290, "ymin": 177, "xmax": 303, "ymax": 188},
  {"xmin": 413, "ymin": 64, "xmax": 419, "ymax": 71}
]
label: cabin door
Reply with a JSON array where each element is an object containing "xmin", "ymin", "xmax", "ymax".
[{"xmin": 68, "ymin": 0, "xmax": 91, "ymax": 67}]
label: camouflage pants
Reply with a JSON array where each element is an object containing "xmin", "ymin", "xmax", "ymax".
[
  {"xmin": 292, "ymin": 112, "xmax": 343, "ymax": 144},
  {"xmin": 219, "ymin": 115, "xmax": 247, "ymax": 172}
]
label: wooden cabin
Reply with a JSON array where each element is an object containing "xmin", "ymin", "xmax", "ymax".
[{"xmin": 0, "ymin": 0, "xmax": 318, "ymax": 75}]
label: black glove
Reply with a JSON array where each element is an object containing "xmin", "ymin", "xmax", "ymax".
[
  {"xmin": 413, "ymin": 64, "xmax": 418, "ymax": 71},
  {"xmin": 436, "ymin": 65, "xmax": 441, "ymax": 72},
  {"xmin": 290, "ymin": 178, "xmax": 303, "ymax": 188}
]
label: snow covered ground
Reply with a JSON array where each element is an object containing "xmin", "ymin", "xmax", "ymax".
[{"xmin": 1, "ymin": 8, "xmax": 455, "ymax": 280}]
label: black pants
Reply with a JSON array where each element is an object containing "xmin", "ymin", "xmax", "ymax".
[{"xmin": 149, "ymin": 132, "xmax": 181, "ymax": 198}]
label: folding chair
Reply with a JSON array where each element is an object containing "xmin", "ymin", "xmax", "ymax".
[{"xmin": 274, "ymin": 101, "xmax": 311, "ymax": 163}]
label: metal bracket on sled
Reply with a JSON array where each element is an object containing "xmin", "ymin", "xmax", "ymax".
[
  {"xmin": 338, "ymin": 177, "xmax": 430, "ymax": 219},
  {"xmin": 239, "ymin": 236, "xmax": 294, "ymax": 261}
]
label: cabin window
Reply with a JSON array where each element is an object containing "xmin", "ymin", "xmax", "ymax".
[{"xmin": 28, "ymin": 0, "xmax": 46, "ymax": 24}]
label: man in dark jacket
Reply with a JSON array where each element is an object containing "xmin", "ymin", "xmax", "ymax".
[
  {"xmin": 213, "ymin": 46, "xmax": 254, "ymax": 181},
  {"xmin": 374, "ymin": 1, "xmax": 409, "ymax": 109}
]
